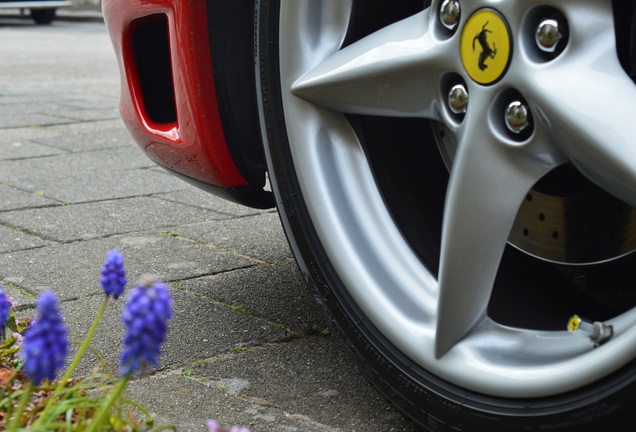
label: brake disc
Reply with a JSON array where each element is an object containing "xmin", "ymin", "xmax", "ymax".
[{"xmin": 433, "ymin": 121, "xmax": 636, "ymax": 264}]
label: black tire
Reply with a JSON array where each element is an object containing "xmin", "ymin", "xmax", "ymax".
[
  {"xmin": 255, "ymin": 1, "xmax": 636, "ymax": 430},
  {"xmin": 31, "ymin": 8, "xmax": 56, "ymax": 25}
]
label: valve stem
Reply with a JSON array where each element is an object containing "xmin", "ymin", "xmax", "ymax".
[{"xmin": 568, "ymin": 315, "xmax": 613, "ymax": 346}]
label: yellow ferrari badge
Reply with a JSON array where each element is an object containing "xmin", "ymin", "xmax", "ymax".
[
  {"xmin": 568, "ymin": 315, "xmax": 581, "ymax": 333},
  {"xmin": 461, "ymin": 9, "xmax": 511, "ymax": 85}
]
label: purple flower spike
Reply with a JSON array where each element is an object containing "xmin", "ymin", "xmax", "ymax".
[
  {"xmin": 207, "ymin": 420, "xmax": 219, "ymax": 432},
  {"xmin": 0, "ymin": 286, "xmax": 12, "ymax": 327},
  {"xmin": 121, "ymin": 276, "xmax": 173, "ymax": 376},
  {"xmin": 231, "ymin": 426, "xmax": 250, "ymax": 432},
  {"xmin": 100, "ymin": 249, "xmax": 127, "ymax": 299},
  {"xmin": 21, "ymin": 291, "xmax": 68, "ymax": 386},
  {"xmin": 207, "ymin": 419, "xmax": 250, "ymax": 432}
]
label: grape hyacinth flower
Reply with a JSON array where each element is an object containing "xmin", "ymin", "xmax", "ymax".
[
  {"xmin": 207, "ymin": 419, "xmax": 250, "ymax": 432},
  {"xmin": 40, "ymin": 249, "xmax": 129, "ymax": 417},
  {"xmin": 121, "ymin": 276, "xmax": 173, "ymax": 376},
  {"xmin": 100, "ymin": 248, "xmax": 127, "ymax": 299},
  {"xmin": 20, "ymin": 291, "xmax": 68, "ymax": 386},
  {"xmin": 12, "ymin": 332, "xmax": 24, "ymax": 346},
  {"xmin": 0, "ymin": 285, "xmax": 12, "ymax": 328},
  {"xmin": 88, "ymin": 276, "xmax": 173, "ymax": 432}
]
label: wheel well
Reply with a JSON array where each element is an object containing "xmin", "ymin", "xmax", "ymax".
[{"xmin": 206, "ymin": 0, "xmax": 270, "ymax": 192}]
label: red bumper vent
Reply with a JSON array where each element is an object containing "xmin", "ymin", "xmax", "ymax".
[{"xmin": 130, "ymin": 14, "xmax": 177, "ymax": 125}]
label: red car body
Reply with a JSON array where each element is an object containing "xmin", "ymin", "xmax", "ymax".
[{"xmin": 102, "ymin": 0, "xmax": 272, "ymax": 208}]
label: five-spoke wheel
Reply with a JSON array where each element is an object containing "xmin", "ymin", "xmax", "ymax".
[{"xmin": 257, "ymin": 0, "xmax": 636, "ymax": 429}]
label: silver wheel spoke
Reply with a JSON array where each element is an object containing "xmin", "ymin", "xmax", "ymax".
[
  {"xmin": 435, "ymin": 99, "xmax": 561, "ymax": 357},
  {"xmin": 527, "ymin": 19, "xmax": 636, "ymax": 207},
  {"xmin": 292, "ymin": 10, "xmax": 453, "ymax": 119}
]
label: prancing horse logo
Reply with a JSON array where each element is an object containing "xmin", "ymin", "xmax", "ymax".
[
  {"xmin": 461, "ymin": 9, "xmax": 510, "ymax": 85},
  {"xmin": 472, "ymin": 21, "xmax": 497, "ymax": 71}
]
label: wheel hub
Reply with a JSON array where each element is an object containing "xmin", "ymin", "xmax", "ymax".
[{"xmin": 435, "ymin": 5, "xmax": 636, "ymax": 265}]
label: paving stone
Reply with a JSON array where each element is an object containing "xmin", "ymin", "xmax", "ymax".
[
  {"xmin": 0, "ymin": 126, "xmax": 59, "ymax": 145},
  {"xmin": 16, "ymin": 146, "xmax": 155, "ymax": 176},
  {"xmin": 0, "ymin": 24, "xmax": 120, "ymax": 98},
  {"xmin": 192, "ymin": 338, "xmax": 417, "ymax": 432},
  {"xmin": 0, "ymin": 98, "xmax": 95, "ymax": 123},
  {"xmin": 54, "ymin": 98, "xmax": 119, "ymax": 111},
  {"xmin": 176, "ymin": 213, "xmax": 292, "ymax": 263},
  {"xmin": 0, "ymin": 109, "xmax": 77, "ymax": 128},
  {"xmin": 0, "ymin": 140, "xmax": 65, "ymax": 160},
  {"xmin": 0, "ymin": 157, "xmax": 70, "ymax": 182},
  {"xmin": 4, "ymin": 119, "xmax": 133, "ymax": 154},
  {"xmin": 0, "ymin": 233, "xmax": 253, "ymax": 299},
  {"xmin": 41, "ymin": 105, "xmax": 120, "ymax": 122},
  {"xmin": 32, "ymin": 125, "xmax": 134, "ymax": 152},
  {"xmin": 180, "ymin": 261, "xmax": 326, "ymax": 334},
  {"xmin": 0, "ymin": 92, "xmax": 65, "ymax": 104},
  {"xmin": 42, "ymin": 118, "xmax": 124, "ymax": 135},
  {"xmin": 7, "ymin": 168, "xmax": 190, "ymax": 204},
  {"xmin": 0, "ymin": 183, "xmax": 60, "ymax": 211},
  {"xmin": 124, "ymin": 373, "xmax": 334, "ymax": 432},
  {"xmin": 0, "ymin": 278, "xmax": 36, "ymax": 307},
  {"xmin": 0, "ymin": 224, "xmax": 50, "ymax": 253},
  {"xmin": 0, "ymin": 196, "xmax": 227, "ymax": 242},
  {"xmin": 157, "ymin": 187, "xmax": 275, "ymax": 218},
  {"xmin": 0, "ymin": 101, "xmax": 118, "ymax": 127},
  {"xmin": 59, "ymin": 288, "xmax": 288, "ymax": 376}
]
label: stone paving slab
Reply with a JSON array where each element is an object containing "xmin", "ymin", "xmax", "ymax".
[
  {"xmin": 186, "ymin": 338, "xmax": 416, "ymax": 431},
  {"xmin": 124, "ymin": 373, "xmax": 330, "ymax": 432},
  {"xmin": 0, "ymin": 157, "xmax": 68, "ymax": 182},
  {"xmin": 157, "ymin": 187, "xmax": 274, "ymax": 218},
  {"xmin": 0, "ymin": 183, "xmax": 60, "ymax": 211},
  {"xmin": 176, "ymin": 213, "xmax": 292, "ymax": 263},
  {"xmin": 124, "ymin": 346, "xmax": 416, "ymax": 432},
  {"xmin": 32, "ymin": 125, "xmax": 135, "ymax": 152},
  {"xmin": 12, "ymin": 145, "xmax": 156, "ymax": 175},
  {"xmin": 0, "ymin": 126, "xmax": 60, "ymax": 145},
  {"xmin": 0, "ymin": 196, "xmax": 229, "ymax": 242},
  {"xmin": 6, "ymin": 168, "xmax": 190, "ymax": 204},
  {"xmin": 41, "ymin": 118, "xmax": 124, "ymax": 134},
  {"xmin": 0, "ymin": 282, "xmax": 35, "ymax": 307},
  {"xmin": 0, "ymin": 108, "xmax": 78, "ymax": 128},
  {"xmin": 0, "ymin": 233, "xmax": 255, "ymax": 299},
  {"xmin": 59, "ymin": 289, "xmax": 290, "ymax": 378},
  {"xmin": 0, "ymin": 27, "xmax": 119, "ymax": 98},
  {"xmin": 0, "ymin": 224, "xmax": 50, "ymax": 254},
  {"xmin": 0, "ymin": 5, "xmax": 105, "ymax": 23},
  {"xmin": 0, "ymin": 140, "xmax": 65, "ymax": 160},
  {"xmin": 179, "ymin": 261, "xmax": 326, "ymax": 335},
  {"xmin": 43, "ymin": 105, "xmax": 120, "ymax": 122},
  {"xmin": 0, "ymin": 94, "xmax": 118, "ymax": 129}
]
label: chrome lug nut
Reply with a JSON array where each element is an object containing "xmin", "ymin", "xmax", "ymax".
[
  {"xmin": 440, "ymin": 0, "xmax": 461, "ymax": 31},
  {"xmin": 536, "ymin": 19, "xmax": 563, "ymax": 53},
  {"xmin": 505, "ymin": 101, "xmax": 530, "ymax": 133},
  {"xmin": 448, "ymin": 84, "xmax": 468, "ymax": 114}
]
